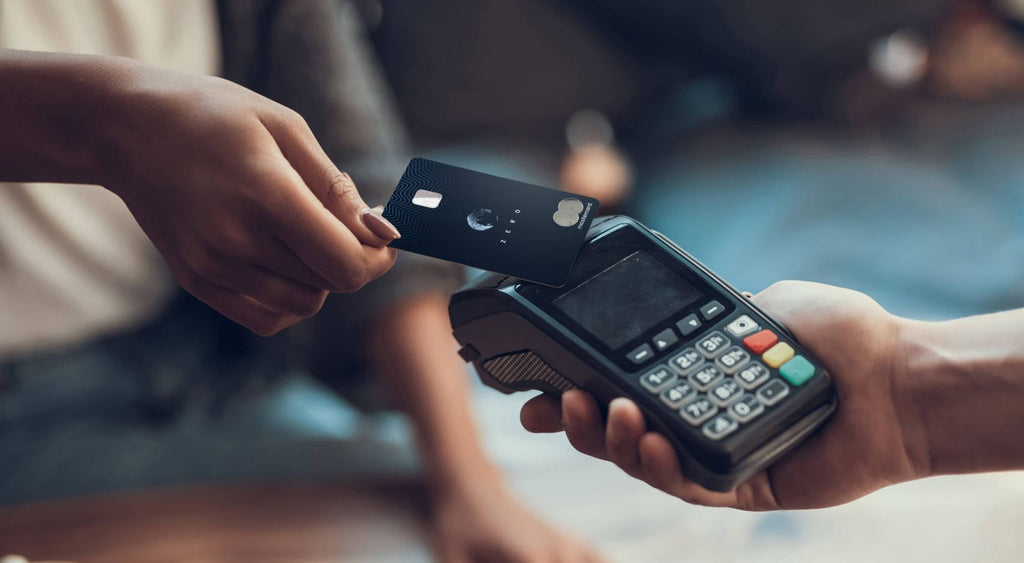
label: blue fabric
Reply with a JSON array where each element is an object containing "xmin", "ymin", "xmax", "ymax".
[
  {"xmin": 634, "ymin": 123, "xmax": 1024, "ymax": 321},
  {"xmin": 0, "ymin": 297, "xmax": 417, "ymax": 505}
]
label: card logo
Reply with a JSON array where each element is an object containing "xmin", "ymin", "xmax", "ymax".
[
  {"xmin": 552, "ymin": 198, "xmax": 585, "ymax": 227},
  {"xmin": 466, "ymin": 208, "xmax": 498, "ymax": 231}
]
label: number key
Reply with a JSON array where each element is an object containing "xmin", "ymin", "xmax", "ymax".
[
  {"xmin": 680, "ymin": 397, "xmax": 717, "ymax": 425},
  {"xmin": 660, "ymin": 381, "xmax": 696, "ymax": 408},
  {"xmin": 696, "ymin": 331, "xmax": 731, "ymax": 359},
  {"xmin": 669, "ymin": 348, "xmax": 705, "ymax": 375},
  {"xmin": 639, "ymin": 366, "xmax": 676, "ymax": 393},
  {"xmin": 736, "ymin": 362, "xmax": 770, "ymax": 390},
  {"xmin": 688, "ymin": 365, "xmax": 724, "ymax": 391},
  {"xmin": 729, "ymin": 394, "xmax": 764, "ymax": 422},
  {"xmin": 715, "ymin": 346, "xmax": 750, "ymax": 374},
  {"xmin": 708, "ymin": 378, "xmax": 743, "ymax": 407}
]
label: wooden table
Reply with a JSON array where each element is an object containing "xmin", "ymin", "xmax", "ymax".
[{"xmin": 0, "ymin": 479, "xmax": 432, "ymax": 562}]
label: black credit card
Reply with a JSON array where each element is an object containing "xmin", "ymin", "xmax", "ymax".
[{"xmin": 383, "ymin": 158, "xmax": 599, "ymax": 286}]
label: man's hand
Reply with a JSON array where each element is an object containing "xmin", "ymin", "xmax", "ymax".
[
  {"xmin": 97, "ymin": 61, "xmax": 398, "ymax": 335},
  {"xmin": 520, "ymin": 281, "xmax": 931, "ymax": 510}
]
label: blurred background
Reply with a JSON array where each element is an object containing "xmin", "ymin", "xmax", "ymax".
[{"xmin": 3, "ymin": 0, "xmax": 1024, "ymax": 561}]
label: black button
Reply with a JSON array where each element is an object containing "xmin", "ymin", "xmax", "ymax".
[
  {"xmin": 700, "ymin": 300, "xmax": 725, "ymax": 321},
  {"xmin": 627, "ymin": 343, "xmax": 655, "ymax": 365},
  {"xmin": 651, "ymin": 328, "xmax": 679, "ymax": 351},
  {"xmin": 756, "ymin": 379, "xmax": 790, "ymax": 406},
  {"xmin": 676, "ymin": 314, "xmax": 702, "ymax": 336}
]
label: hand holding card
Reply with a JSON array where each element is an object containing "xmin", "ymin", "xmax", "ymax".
[{"xmin": 383, "ymin": 158, "xmax": 599, "ymax": 286}]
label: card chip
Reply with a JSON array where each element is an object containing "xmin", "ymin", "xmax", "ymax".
[{"xmin": 412, "ymin": 189, "xmax": 442, "ymax": 208}]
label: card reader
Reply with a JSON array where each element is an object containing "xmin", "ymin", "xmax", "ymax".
[{"xmin": 448, "ymin": 216, "xmax": 836, "ymax": 492}]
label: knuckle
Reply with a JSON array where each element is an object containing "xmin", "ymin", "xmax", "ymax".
[
  {"xmin": 325, "ymin": 170, "xmax": 361, "ymax": 208},
  {"xmin": 280, "ymin": 106, "xmax": 307, "ymax": 129}
]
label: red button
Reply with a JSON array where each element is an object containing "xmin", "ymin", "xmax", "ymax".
[{"xmin": 743, "ymin": 330, "xmax": 778, "ymax": 354}]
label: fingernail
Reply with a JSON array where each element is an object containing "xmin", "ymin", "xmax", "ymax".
[
  {"xmin": 361, "ymin": 207, "xmax": 401, "ymax": 240},
  {"xmin": 372, "ymin": 205, "xmax": 384, "ymax": 213}
]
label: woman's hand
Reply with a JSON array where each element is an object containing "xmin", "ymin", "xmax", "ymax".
[
  {"xmin": 521, "ymin": 281, "xmax": 931, "ymax": 510},
  {"xmin": 98, "ymin": 61, "xmax": 398, "ymax": 334}
]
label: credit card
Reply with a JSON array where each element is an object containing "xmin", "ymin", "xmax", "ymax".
[{"xmin": 383, "ymin": 158, "xmax": 599, "ymax": 287}]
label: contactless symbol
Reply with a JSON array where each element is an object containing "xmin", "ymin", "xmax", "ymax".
[
  {"xmin": 552, "ymin": 197, "xmax": 585, "ymax": 227},
  {"xmin": 466, "ymin": 208, "xmax": 498, "ymax": 231}
]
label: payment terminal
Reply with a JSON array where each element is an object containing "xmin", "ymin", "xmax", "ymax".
[{"xmin": 448, "ymin": 216, "xmax": 836, "ymax": 491}]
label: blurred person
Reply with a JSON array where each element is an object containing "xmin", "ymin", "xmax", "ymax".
[
  {"xmin": 521, "ymin": 281, "xmax": 1024, "ymax": 510},
  {"xmin": 0, "ymin": 1, "xmax": 600, "ymax": 560}
]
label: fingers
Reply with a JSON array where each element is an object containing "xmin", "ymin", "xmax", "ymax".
[
  {"xmin": 604, "ymin": 398, "xmax": 647, "ymax": 478},
  {"xmin": 637, "ymin": 433, "xmax": 740, "ymax": 508},
  {"xmin": 184, "ymin": 278, "xmax": 303, "ymax": 336},
  {"xmin": 261, "ymin": 109, "xmax": 399, "ymax": 247},
  {"xmin": 561, "ymin": 390, "xmax": 608, "ymax": 460},
  {"xmin": 208, "ymin": 261, "xmax": 328, "ymax": 318},
  {"xmin": 258, "ymin": 237, "xmax": 340, "ymax": 291},
  {"xmin": 521, "ymin": 394, "xmax": 565, "ymax": 433},
  {"xmin": 270, "ymin": 168, "xmax": 397, "ymax": 292}
]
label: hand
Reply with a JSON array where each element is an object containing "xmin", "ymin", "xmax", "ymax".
[
  {"xmin": 431, "ymin": 479, "xmax": 604, "ymax": 563},
  {"xmin": 521, "ymin": 281, "xmax": 928, "ymax": 510},
  {"xmin": 98, "ymin": 61, "xmax": 399, "ymax": 335}
]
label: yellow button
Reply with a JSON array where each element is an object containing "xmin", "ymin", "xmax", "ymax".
[{"xmin": 762, "ymin": 342, "xmax": 795, "ymax": 369}]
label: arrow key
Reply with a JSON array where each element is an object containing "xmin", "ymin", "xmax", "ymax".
[
  {"xmin": 651, "ymin": 328, "xmax": 679, "ymax": 351},
  {"xmin": 676, "ymin": 314, "xmax": 702, "ymax": 337}
]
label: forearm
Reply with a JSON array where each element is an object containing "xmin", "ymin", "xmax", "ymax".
[
  {"xmin": 0, "ymin": 48, "xmax": 131, "ymax": 184},
  {"xmin": 367, "ymin": 294, "xmax": 500, "ymax": 491},
  {"xmin": 897, "ymin": 309, "xmax": 1024, "ymax": 477}
]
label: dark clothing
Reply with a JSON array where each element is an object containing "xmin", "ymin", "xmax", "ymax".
[{"xmin": 217, "ymin": 0, "xmax": 462, "ymax": 341}]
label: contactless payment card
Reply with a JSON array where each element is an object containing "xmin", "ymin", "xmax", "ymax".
[{"xmin": 383, "ymin": 158, "xmax": 599, "ymax": 286}]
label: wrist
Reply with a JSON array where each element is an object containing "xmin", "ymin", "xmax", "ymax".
[
  {"xmin": 85, "ymin": 56, "xmax": 147, "ymax": 191},
  {"xmin": 889, "ymin": 317, "xmax": 939, "ymax": 480},
  {"xmin": 891, "ymin": 312, "xmax": 1024, "ymax": 477}
]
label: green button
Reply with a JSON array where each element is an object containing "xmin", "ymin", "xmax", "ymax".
[{"xmin": 779, "ymin": 355, "xmax": 815, "ymax": 386}]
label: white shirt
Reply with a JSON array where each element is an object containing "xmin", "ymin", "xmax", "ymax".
[{"xmin": 0, "ymin": 0, "xmax": 220, "ymax": 358}]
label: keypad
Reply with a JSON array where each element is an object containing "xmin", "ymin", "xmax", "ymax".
[
  {"xmin": 762, "ymin": 342, "xmax": 795, "ymax": 369},
  {"xmin": 660, "ymin": 381, "xmax": 696, "ymax": 408},
  {"xmin": 634, "ymin": 314, "xmax": 819, "ymax": 441},
  {"xmin": 708, "ymin": 378, "xmax": 743, "ymax": 407},
  {"xmin": 669, "ymin": 348, "xmax": 704, "ymax": 375},
  {"xmin": 680, "ymin": 397, "xmax": 717, "ymax": 425},
  {"xmin": 715, "ymin": 346, "xmax": 750, "ymax": 374},
  {"xmin": 702, "ymin": 413, "xmax": 738, "ymax": 440},
  {"xmin": 652, "ymin": 328, "xmax": 679, "ymax": 351},
  {"xmin": 743, "ymin": 330, "xmax": 778, "ymax": 354},
  {"xmin": 736, "ymin": 362, "xmax": 770, "ymax": 390},
  {"xmin": 628, "ymin": 343, "xmax": 655, "ymax": 365},
  {"xmin": 676, "ymin": 314, "xmax": 702, "ymax": 336},
  {"xmin": 757, "ymin": 379, "xmax": 789, "ymax": 406},
  {"xmin": 700, "ymin": 300, "xmax": 725, "ymax": 321},
  {"xmin": 725, "ymin": 315, "xmax": 759, "ymax": 337},
  {"xmin": 729, "ymin": 394, "xmax": 764, "ymax": 422},
  {"xmin": 689, "ymin": 365, "xmax": 724, "ymax": 391},
  {"xmin": 639, "ymin": 366, "xmax": 676, "ymax": 393},
  {"xmin": 779, "ymin": 355, "xmax": 815, "ymax": 386},
  {"xmin": 696, "ymin": 331, "xmax": 730, "ymax": 358}
]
